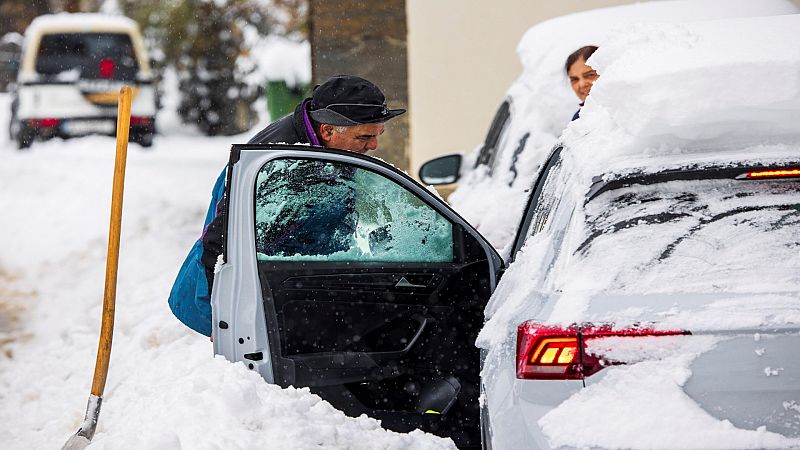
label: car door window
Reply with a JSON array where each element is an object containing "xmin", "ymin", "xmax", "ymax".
[
  {"xmin": 510, "ymin": 146, "xmax": 564, "ymax": 259},
  {"xmin": 475, "ymin": 100, "xmax": 511, "ymax": 170},
  {"xmin": 254, "ymin": 158, "xmax": 454, "ymax": 262}
]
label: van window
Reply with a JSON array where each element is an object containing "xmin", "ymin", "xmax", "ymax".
[{"xmin": 35, "ymin": 32, "xmax": 139, "ymax": 80}]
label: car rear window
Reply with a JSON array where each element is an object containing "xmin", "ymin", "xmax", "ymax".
[
  {"xmin": 575, "ymin": 177, "xmax": 800, "ymax": 294},
  {"xmin": 35, "ymin": 32, "xmax": 138, "ymax": 80}
]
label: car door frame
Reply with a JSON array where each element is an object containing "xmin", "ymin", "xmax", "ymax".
[{"xmin": 212, "ymin": 143, "xmax": 505, "ymax": 383}]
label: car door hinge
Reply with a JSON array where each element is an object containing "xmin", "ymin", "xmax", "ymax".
[{"xmin": 243, "ymin": 351, "xmax": 263, "ymax": 361}]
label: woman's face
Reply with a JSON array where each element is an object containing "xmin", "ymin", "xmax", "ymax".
[{"xmin": 568, "ymin": 57, "xmax": 599, "ymax": 103}]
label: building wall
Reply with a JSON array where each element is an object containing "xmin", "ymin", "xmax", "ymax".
[
  {"xmin": 406, "ymin": 0, "xmax": 637, "ymax": 177},
  {"xmin": 309, "ymin": 0, "xmax": 409, "ymax": 169}
]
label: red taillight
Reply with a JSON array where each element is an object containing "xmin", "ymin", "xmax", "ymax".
[
  {"xmin": 516, "ymin": 322, "xmax": 689, "ymax": 380},
  {"xmin": 738, "ymin": 168, "xmax": 800, "ymax": 179},
  {"xmin": 99, "ymin": 58, "xmax": 116, "ymax": 79},
  {"xmin": 29, "ymin": 118, "xmax": 60, "ymax": 128},
  {"xmin": 130, "ymin": 116, "xmax": 152, "ymax": 126}
]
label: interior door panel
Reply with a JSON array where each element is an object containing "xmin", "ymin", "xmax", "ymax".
[{"xmin": 259, "ymin": 259, "xmax": 491, "ymax": 449}]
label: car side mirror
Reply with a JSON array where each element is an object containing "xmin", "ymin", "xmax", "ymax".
[{"xmin": 419, "ymin": 154, "xmax": 462, "ymax": 185}]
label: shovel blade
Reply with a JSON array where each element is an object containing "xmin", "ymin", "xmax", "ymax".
[
  {"xmin": 62, "ymin": 433, "xmax": 91, "ymax": 450},
  {"xmin": 61, "ymin": 394, "xmax": 102, "ymax": 449}
]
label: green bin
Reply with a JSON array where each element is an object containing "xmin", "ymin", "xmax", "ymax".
[{"xmin": 266, "ymin": 80, "xmax": 310, "ymax": 120}]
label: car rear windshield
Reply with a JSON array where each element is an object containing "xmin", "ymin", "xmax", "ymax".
[
  {"xmin": 576, "ymin": 176, "xmax": 800, "ymax": 294},
  {"xmin": 35, "ymin": 32, "xmax": 139, "ymax": 80}
]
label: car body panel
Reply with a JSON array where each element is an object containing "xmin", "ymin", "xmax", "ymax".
[{"xmin": 15, "ymin": 82, "xmax": 157, "ymax": 120}]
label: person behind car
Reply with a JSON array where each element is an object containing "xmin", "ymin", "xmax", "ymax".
[
  {"xmin": 169, "ymin": 75, "xmax": 406, "ymax": 336},
  {"xmin": 565, "ymin": 45, "xmax": 599, "ymax": 121}
]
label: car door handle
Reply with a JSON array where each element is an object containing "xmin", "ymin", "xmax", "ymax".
[{"xmin": 395, "ymin": 277, "xmax": 428, "ymax": 289}]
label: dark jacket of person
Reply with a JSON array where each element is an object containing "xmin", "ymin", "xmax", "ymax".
[
  {"xmin": 168, "ymin": 100, "xmax": 319, "ymax": 336},
  {"xmin": 571, "ymin": 102, "xmax": 584, "ymax": 121}
]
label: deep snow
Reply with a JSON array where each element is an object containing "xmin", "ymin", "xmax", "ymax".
[{"xmin": 0, "ymin": 75, "xmax": 453, "ymax": 448}]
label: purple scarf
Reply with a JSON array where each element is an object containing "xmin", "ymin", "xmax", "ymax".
[{"xmin": 301, "ymin": 99, "xmax": 321, "ymax": 146}]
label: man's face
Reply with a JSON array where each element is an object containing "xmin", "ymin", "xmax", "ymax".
[
  {"xmin": 568, "ymin": 57, "xmax": 599, "ymax": 103},
  {"xmin": 320, "ymin": 123, "xmax": 385, "ymax": 154}
]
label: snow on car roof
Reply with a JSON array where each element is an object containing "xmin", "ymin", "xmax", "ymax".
[
  {"xmin": 514, "ymin": 0, "xmax": 798, "ymax": 136},
  {"xmin": 25, "ymin": 13, "xmax": 140, "ymax": 35},
  {"xmin": 563, "ymin": 13, "xmax": 800, "ymax": 182}
]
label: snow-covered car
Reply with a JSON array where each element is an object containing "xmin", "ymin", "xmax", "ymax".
[
  {"xmin": 210, "ymin": 12, "xmax": 800, "ymax": 450},
  {"xmin": 418, "ymin": 0, "xmax": 799, "ymax": 260},
  {"xmin": 9, "ymin": 13, "xmax": 157, "ymax": 149},
  {"xmin": 478, "ymin": 13, "xmax": 800, "ymax": 449}
]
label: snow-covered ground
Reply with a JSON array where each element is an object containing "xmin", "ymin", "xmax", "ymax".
[{"xmin": 0, "ymin": 82, "xmax": 453, "ymax": 448}]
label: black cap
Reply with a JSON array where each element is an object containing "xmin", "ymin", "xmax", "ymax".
[{"xmin": 308, "ymin": 75, "xmax": 406, "ymax": 126}]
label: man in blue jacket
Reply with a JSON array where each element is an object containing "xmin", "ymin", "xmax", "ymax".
[{"xmin": 168, "ymin": 75, "xmax": 405, "ymax": 336}]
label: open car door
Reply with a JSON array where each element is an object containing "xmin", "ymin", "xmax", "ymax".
[{"xmin": 212, "ymin": 144, "xmax": 503, "ymax": 449}]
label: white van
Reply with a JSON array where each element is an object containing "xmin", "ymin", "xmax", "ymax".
[{"xmin": 9, "ymin": 13, "xmax": 157, "ymax": 149}]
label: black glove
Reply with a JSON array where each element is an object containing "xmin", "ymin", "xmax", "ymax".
[{"xmin": 201, "ymin": 197, "xmax": 226, "ymax": 292}]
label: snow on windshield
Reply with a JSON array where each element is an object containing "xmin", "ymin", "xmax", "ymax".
[{"xmin": 254, "ymin": 158, "xmax": 453, "ymax": 263}]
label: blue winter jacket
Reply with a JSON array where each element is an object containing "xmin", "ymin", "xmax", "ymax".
[
  {"xmin": 168, "ymin": 101, "xmax": 317, "ymax": 336},
  {"xmin": 167, "ymin": 169, "xmax": 226, "ymax": 336}
]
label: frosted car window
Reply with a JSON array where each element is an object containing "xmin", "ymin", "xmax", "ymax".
[
  {"xmin": 254, "ymin": 158, "xmax": 454, "ymax": 262},
  {"xmin": 527, "ymin": 159, "xmax": 564, "ymax": 238}
]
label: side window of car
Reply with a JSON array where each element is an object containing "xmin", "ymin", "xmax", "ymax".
[
  {"xmin": 254, "ymin": 158, "xmax": 454, "ymax": 263},
  {"xmin": 475, "ymin": 100, "xmax": 511, "ymax": 170},
  {"xmin": 528, "ymin": 159, "xmax": 563, "ymax": 236},
  {"xmin": 509, "ymin": 146, "xmax": 565, "ymax": 259}
]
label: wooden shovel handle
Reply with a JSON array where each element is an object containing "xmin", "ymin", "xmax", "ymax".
[{"xmin": 90, "ymin": 86, "xmax": 132, "ymax": 397}]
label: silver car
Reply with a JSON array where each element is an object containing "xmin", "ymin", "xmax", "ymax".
[{"xmin": 478, "ymin": 145, "xmax": 800, "ymax": 449}]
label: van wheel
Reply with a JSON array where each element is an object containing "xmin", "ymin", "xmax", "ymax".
[
  {"xmin": 16, "ymin": 126, "xmax": 35, "ymax": 150},
  {"xmin": 135, "ymin": 133, "xmax": 154, "ymax": 148}
]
